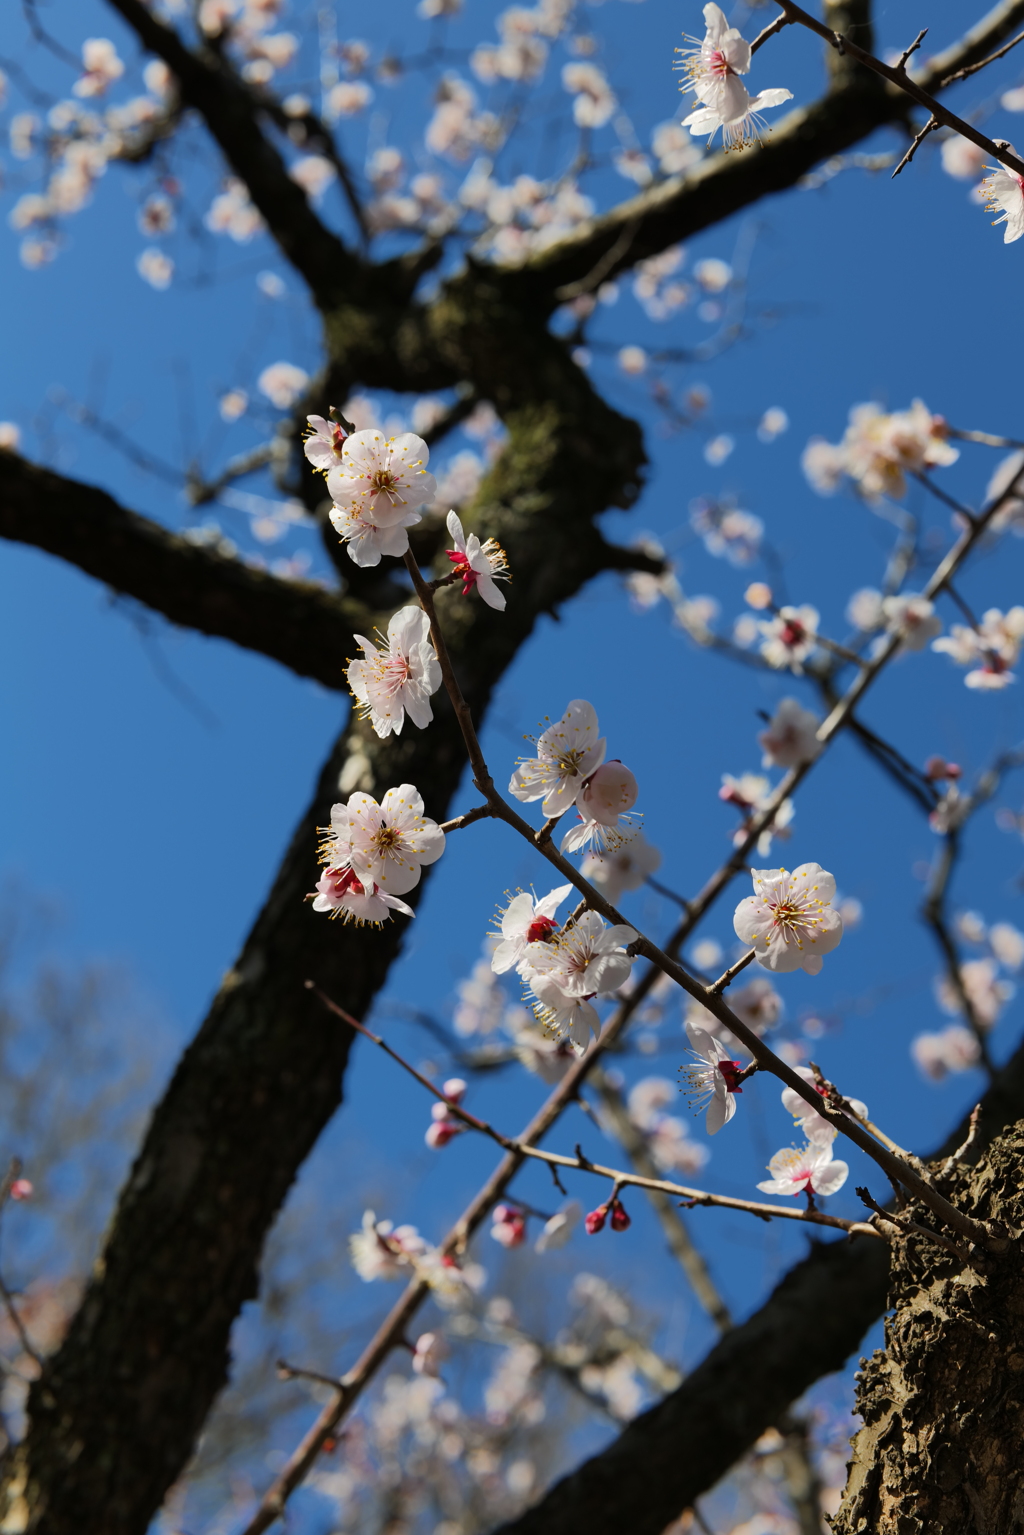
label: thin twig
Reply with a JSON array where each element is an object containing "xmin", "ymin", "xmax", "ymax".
[
  {"xmin": 707, "ymin": 949, "xmax": 756, "ymax": 995},
  {"xmin": 891, "ymin": 115, "xmax": 938, "ymax": 179},
  {"xmin": 940, "ymin": 25, "xmax": 1024, "ymax": 85},
  {"xmin": 939, "ymin": 1104, "xmax": 982, "ymax": 1176}
]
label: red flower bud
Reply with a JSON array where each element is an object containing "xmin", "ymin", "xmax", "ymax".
[
  {"xmin": 609, "ymin": 1199, "xmax": 631, "ymax": 1232},
  {"xmin": 584, "ymin": 1205, "xmax": 608, "ymax": 1235}
]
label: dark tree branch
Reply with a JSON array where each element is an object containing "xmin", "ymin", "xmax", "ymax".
[{"xmin": 0, "ymin": 453, "xmax": 365, "ymax": 690}]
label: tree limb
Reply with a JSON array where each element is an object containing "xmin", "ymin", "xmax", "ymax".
[{"xmin": 0, "ymin": 452, "xmax": 365, "ymax": 690}]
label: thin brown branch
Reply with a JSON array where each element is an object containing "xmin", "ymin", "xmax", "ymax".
[{"xmin": 939, "ymin": 24, "xmax": 1024, "ymax": 83}]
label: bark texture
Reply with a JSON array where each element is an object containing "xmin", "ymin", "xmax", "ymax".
[{"xmin": 831, "ymin": 1126, "xmax": 1024, "ymax": 1535}]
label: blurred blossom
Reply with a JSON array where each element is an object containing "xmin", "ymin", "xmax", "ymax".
[
  {"xmin": 986, "ymin": 449, "xmax": 1024, "ymax": 534},
  {"xmin": 617, "ymin": 345, "xmax": 647, "ymax": 376},
  {"xmin": 289, "ymin": 154, "xmax": 336, "ymax": 199},
  {"xmin": 703, "ymin": 434, "xmax": 734, "ymax": 466},
  {"xmin": 219, "ymin": 388, "xmax": 249, "ymax": 422},
  {"xmin": 0, "ymin": 423, "xmax": 22, "ymax": 451},
  {"xmin": 136, "ymin": 248, "xmax": 174, "ymax": 289},
  {"xmin": 453, "ymin": 957, "xmax": 505, "ymax": 1037},
  {"xmin": 990, "ymin": 921, "xmax": 1024, "ymax": 971},
  {"xmin": 802, "ymin": 399, "xmax": 957, "ymax": 502},
  {"xmin": 933, "ymin": 607, "xmax": 1024, "ymax": 689},
  {"xmin": 205, "ymin": 177, "xmax": 264, "ymax": 241},
  {"xmin": 562, "ymin": 62, "xmax": 616, "ymax": 128},
  {"xmin": 940, "ymin": 135, "xmax": 989, "ymax": 179},
  {"xmin": 571, "ymin": 347, "xmax": 591, "ymax": 368},
  {"xmin": 837, "ymin": 897, "xmax": 863, "ymax": 930},
  {"xmin": 912, "ymin": 1024, "xmax": 981, "ymax": 1080},
  {"xmin": 936, "ymin": 957, "xmax": 1014, "ymax": 1029},
  {"xmin": 74, "ymin": 38, "xmax": 124, "ymax": 98},
  {"xmin": 693, "ymin": 257, "xmax": 732, "ymax": 292},
  {"xmin": 10, "ymin": 113, "xmax": 41, "ymax": 159},
  {"xmin": 257, "ymin": 270, "xmax": 286, "ymax": 298},
  {"xmin": 846, "ymin": 587, "xmax": 884, "ymax": 631},
  {"xmin": 691, "ymin": 938, "xmax": 723, "ymax": 971},
  {"xmin": 758, "ymin": 698, "xmax": 822, "ymax": 769},
  {"xmin": 257, "ymin": 361, "xmax": 309, "ymax": 408},
  {"xmin": 137, "ymin": 195, "xmax": 175, "ymax": 236},
  {"xmin": 282, "ymin": 93, "xmax": 311, "ymax": 117},
  {"xmin": 690, "ymin": 497, "xmax": 761, "ymax": 563},
  {"xmin": 955, "ymin": 910, "xmax": 988, "ymax": 944},
  {"xmin": 534, "ymin": 1200, "xmax": 581, "ymax": 1252},
  {"xmin": 745, "ymin": 581, "xmax": 772, "ymax": 609},
  {"xmin": 324, "ymin": 80, "xmax": 373, "ymax": 118},
  {"xmin": 614, "ymin": 148, "xmax": 652, "ymax": 186},
  {"xmin": 651, "ymin": 120, "xmax": 702, "ymax": 175},
  {"xmin": 757, "ymin": 406, "xmax": 789, "ymax": 442},
  {"xmin": 581, "ymin": 834, "xmax": 661, "ymax": 902}
]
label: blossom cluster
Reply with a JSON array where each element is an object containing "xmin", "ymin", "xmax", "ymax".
[
  {"xmin": 314, "ymin": 786, "xmax": 445, "ymax": 925},
  {"xmin": 510, "ymin": 700, "xmax": 639, "ymax": 854},
  {"xmin": 802, "ymin": 399, "xmax": 958, "ymax": 502}
]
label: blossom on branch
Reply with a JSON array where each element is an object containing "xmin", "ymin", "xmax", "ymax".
[
  {"xmin": 719, "ymin": 772, "xmax": 794, "ymax": 857},
  {"xmin": 446, "ymin": 510, "xmax": 510, "ymax": 610},
  {"xmin": 426, "ymin": 1078, "xmax": 468, "ymax": 1149},
  {"xmin": 350, "ymin": 1211, "xmax": 428, "ymax": 1282},
  {"xmin": 757, "ymin": 605, "xmax": 819, "ymax": 672},
  {"xmin": 303, "ymin": 414, "xmax": 348, "ymax": 472},
  {"xmin": 780, "ymin": 1065, "xmax": 867, "ymax": 1144},
  {"xmin": 510, "ymin": 699, "xmax": 606, "ymax": 817},
  {"xmin": 525, "ymin": 911, "xmax": 636, "ymax": 1055},
  {"xmin": 681, "ymin": 1020, "xmax": 744, "ymax": 1134},
  {"xmin": 491, "ymin": 884, "xmax": 574, "ymax": 975},
  {"xmin": 733, "ymin": 864, "xmax": 844, "ymax": 975},
  {"xmin": 932, "ymin": 607, "xmax": 1024, "ymax": 689},
  {"xmin": 758, "ymin": 698, "xmax": 822, "ymax": 769},
  {"xmin": 491, "ymin": 1205, "xmax": 527, "ymax": 1247},
  {"xmin": 881, "ymin": 592, "xmax": 942, "ymax": 651},
  {"xmin": 981, "ymin": 147, "xmax": 1024, "ymax": 243},
  {"xmin": 561, "ymin": 761, "xmax": 640, "ymax": 854},
  {"xmin": 312, "ymin": 865, "xmax": 415, "ymax": 927},
  {"xmin": 322, "ymin": 786, "xmax": 445, "ymax": 898},
  {"xmin": 74, "ymin": 38, "xmax": 124, "ymax": 98},
  {"xmin": 756, "ymin": 1132, "xmax": 848, "ymax": 1198},
  {"xmin": 802, "ymin": 400, "xmax": 957, "ymax": 502},
  {"xmin": 535, "ymin": 1199, "xmax": 582, "ymax": 1252},
  {"xmin": 328, "ymin": 429, "xmax": 436, "ymax": 534},
  {"xmin": 911, "ymin": 1024, "xmax": 981, "ymax": 1080},
  {"xmin": 677, "ymin": 4, "xmax": 792, "ymax": 151},
  {"xmin": 347, "ymin": 607, "xmax": 441, "ymax": 738}
]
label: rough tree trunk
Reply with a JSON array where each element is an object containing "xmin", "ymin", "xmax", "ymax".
[{"xmin": 831, "ymin": 1123, "xmax": 1024, "ymax": 1534}]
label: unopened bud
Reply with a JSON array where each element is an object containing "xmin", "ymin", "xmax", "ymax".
[
  {"xmin": 441, "ymin": 1077, "xmax": 467, "ymax": 1104},
  {"xmin": 744, "ymin": 582, "xmax": 772, "ymax": 611},
  {"xmin": 426, "ymin": 1120, "xmax": 460, "ymax": 1149},
  {"xmin": 584, "ymin": 1204, "xmax": 608, "ymax": 1235},
  {"xmin": 578, "ymin": 761, "xmax": 638, "ymax": 826},
  {"xmin": 9, "ymin": 1179, "xmax": 32, "ymax": 1202},
  {"xmin": 609, "ymin": 1199, "xmax": 631, "ymax": 1232}
]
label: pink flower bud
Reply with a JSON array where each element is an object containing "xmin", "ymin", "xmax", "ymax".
[
  {"xmin": 441, "ymin": 1078, "xmax": 467, "ymax": 1104},
  {"xmin": 578, "ymin": 761, "xmax": 638, "ymax": 826},
  {"xmin": 431, "ymin": 1101, "xmax": 451, "ymax": 1121},
  {"xmin": 609, "ymin": 1199, "xmax": 631, "ymax": 1232},
  {"xmin": 10, "ymin": 1179, "xmax": 32, "ymax": 1202},
  {"xmin": 490, "ymin": 1205, "xmax": 527, "ymax": 1247},
  {"xmin": 412, "ymin": 1331, "xmax": 445, "ymax": 1377},
  {"xmin": 426, "ymin": 1120, "xmax": 460, "ymax": 1149},
  {"xmin": 585, "ymin": 1205, "xmax": 608, "ymax": 1235}
]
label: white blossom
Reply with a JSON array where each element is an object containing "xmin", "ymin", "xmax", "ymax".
[
  {"xmin": 912, "ymin": 1024, "xmax": 981, "ymax": 1080},
  {"xmin": 534, "ymin": 1199, "xmax": 582, "ymax": 1252},
  {"xmin": 327, "ymin": 786, "xmax": 445, "ymax": 897},
  {"xmin": 981, "ymin": 148, "xmax": 1024, "ymax": 243},
  {"xmin": 881, "ymin": 592, "xmax": 942, "ymax": 651},
  {"xmin": 312, "ymin": 865, "xmax": 415, "ymax": 926},
  {"xmin": 411, "ymin": 1332, "xmax": 447, "ymax": 1377},
  {"xmin": 718, "ymin": 773, "xmax": 794, "ymax": 857},
  {"xmin": 936, "ymin": 956, "xmax": 1013, "ymax": 1029},
  {"xmin": 581, "ymin": 834, "xmax": 661, "ymax": 902},
  {"xmin": 757, "ymin": 605, "xmax": 819, "ymax": 671},
  {"xmin": 756, "ymin": 1132, "xmax": 848, "ymax": 1198},
  {"xmin": 303, "ymin": 414, "xmax": 348, "ymax": 473},
  {"xmin": 136, "ymin": 248, "xmax": 174, "ymax": 289},
  {"xmin": 677, "ymin": 3, "xmax": 792, "ymax": 150},
  {"xmin": 446, "ymin": 511, "xmax": 510, "ymax": 610},
  {"xmin": 690, "ymin": 498, "xmax": 763, "ymax": 564},
  {"xmin": 453, "ymin": 958, "xmax": 505, "ymax": 1037},
  {"xmin": 74, "ymin": 38, "xmax": 124, "ymax": 98},
  {"xmin": 940, "ymin": 135, "xmax": 988, "ymax": 181},
  {"xmin": 325, "ymin": 80, "xmax": 373, "ymax": 118},
  {"xmin": 350, "ymin": 1210, "xmax": 428, "ymax": 1282},
  {"xmin": 802, "ymin": 400, "xmax": 958, "ymax": 502},
  {"xmin": 290, "ymin": 153, "xmax": 337, "ymax": 200},
  {"xmin": 562, "ymin": 62, "xmax": 616, "ymax": 128},
  {"xmin": 990, "ymin": 921, "xmax": 1024, "ymax": 971},
  {"xmin": 138, "ymin": 195, "xmax": 175, "ymax": 236},
  {"xmin": 491, "ymin": 885, "xmax": 573, "ymax": 975},
  {"xmin": 932, "ymin": 607, "xmax": 1024, "ymax": 689},
  {"xmin": 780, "ymin": 1065, "xmax": 867, "ymax": 1144},
  {"xmin": 0, "ymin": 423, "xmax": 21, "ymax": 452},
  {"xmin": 526, "ymin": 912, "xmax": 636, "ymax": 1053},
  {"xmin": 346, "ymin": 607, "xmax": 441, "ymax": 739},
  {"xmin": 328, "ymin": 429, "xmax": 436, "ymax": 518},
  {"xmin": 682, "ymin": 1020, "xmax": 744, "ymax": 1134},
  {"xmin": 846, "ymin": 587, "xmax": 884, "ymax": 632},
  {"xmin": 257, "ymin": 360, "xmax": 309, "ymax": 408},
  {"xmin": 561, "ymin": 762, "xmax": 639, "ymax": 854},
  {"xmin": 733, "ymin": 864, "xmax": 844, "ymax": 975},
  {"xmin": 758, "ymin": 698, "xmax": 822, "ymax": 769},
  {"xmin": 510, "ymin": 699, "xmax": 606, "ymax": 817},
  {"xmin": 219, "ymin": 389, "xmax": 248, "ymax": 422},
  {"xmin": 205, "ymin": 177, "xmax": 264, "ymax": 242},
  {"xmin": 757, "ymin": 407, "xmax": 789, "ymax": 442}
]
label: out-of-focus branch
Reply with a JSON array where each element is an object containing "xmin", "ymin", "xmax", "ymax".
[
  {"xmin": 513, "ymin": 0, "xmax": 1024, "ymax": 299},
  {"xmin": 0, "ymin": 452, "xmax": 365, "ymax": 689}
]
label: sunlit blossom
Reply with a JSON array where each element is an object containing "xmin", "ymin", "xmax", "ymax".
[
  {"xmin": 758, "ymin": 697, "xmax": 822, "ymax": 769},
  {"xmin": 780, "ymin": 1065, "xmax": 867, "ymax": 1144},
  {"xmin": 324, "ymin": 786, "xmax": 445, "ymax": 898},
  {"xmin": 303, "ymin": 413, "xmax": 348, "ymax": 473},
  {"xmin": 733, "ymin": 863, "xmax": 843, "ymax": 975},
  {"xmin": 446, "ymin": 510, "xmax": 510, "ymax": 610},
  {"xmin": 491, "ymin": 884, "xmax": 573, "ymax": 975},
  {"xmin": 757, "ymin": 605, "xmax": 819, "ymax": 671},
  {"xmin": 677, "ymin": 3, "xmax": 792, "ymax": 151},
  {"xmin": 581, "ymin": 833, "xmax": 661, "ymax": 902},
  {"xmin": 932, "ymin": 607, "xmax": 1024, "ymax": 689},
  {"xmin": 510, "ymin": 699, "xmax": 606, "ymax": 817},
  {"xmin": 312, "ymin": 865, "xmax": 415, "ymax": 926},
  {"xmin": 756, "ymin": 1132, "xmax": 848, "ymax": 1198},
  {"xmin": 980, "ymin": 146, "xmax": 1024, "ymax": 243},
  {"xmin": 681, "ymin": 1019, "xmax": 744, "ymax": 1134},
  {"xmin": 347, "ymin": 607, "xmax": 441, "ymax": 739}
]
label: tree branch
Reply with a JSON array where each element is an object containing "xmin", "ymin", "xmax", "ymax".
[{"xmin": 0, "ymin": 453, "xmax": 364, "ymax": 690}]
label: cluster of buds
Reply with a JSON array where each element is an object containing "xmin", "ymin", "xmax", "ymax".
[
  {"xmin": 425, "ymin": 1078, "xmax": 468, "ymax": 1149},
  {"xmin": 584, "ymin": 1195, "xmax": 631, "ymax": 1234}
]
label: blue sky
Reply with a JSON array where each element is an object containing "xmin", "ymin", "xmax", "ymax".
[{"xmin": 3, "ymin": 0, "xmax": 1024, "ymax": 1517}]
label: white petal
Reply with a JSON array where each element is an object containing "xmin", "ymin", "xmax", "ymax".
[{"xmin": 811, "ymin": 1159, "xmax": 848, "ymax": 1196}]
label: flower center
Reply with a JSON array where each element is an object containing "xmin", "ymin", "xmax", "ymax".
[
  {"xmin": 706, "ymin": 47, "xmax": 731, "ymax": 76},
  {"xmin": 374, "ymin": 823, "xmax": 402, "ymax": 853},
  {"xmin": 447, "ymin": 550, "xmax": 479, "ymax": 595},
  {"xmin": 381, "ymin": 654, "xmax": 412, "ymax": 695},
  {"xmin": 779, "ymin": 619, "xmax": 806, "ymax": 647},
  {"xmin": 327, "ymin": 866, "xmax": 366, "ymax": 898},
  {"xmin": 718, "ymin": 1059, "xmax": 744, "ymax": 1094},
  {"xmin": 526, "ymin": 915, "xmax": 558, "ymax": 944}
]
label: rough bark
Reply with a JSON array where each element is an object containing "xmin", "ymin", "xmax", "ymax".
[
  {"xmin": 831, "ymin": 1127, "xmax": 1024, "ymax": 1535},
  {"xmin": 487, "ymin": 1039, "xmax": 1024, "ymax": 1535}
]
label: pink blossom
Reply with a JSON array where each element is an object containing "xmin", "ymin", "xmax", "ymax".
[{"xmin": 756, "ymin": 1134, "xmax": 848, "ymax": 1198}]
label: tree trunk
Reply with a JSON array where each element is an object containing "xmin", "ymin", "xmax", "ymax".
[{"xmin": 831, "ymin": 1123, "xmax": 1024, "ymax": 1534}]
